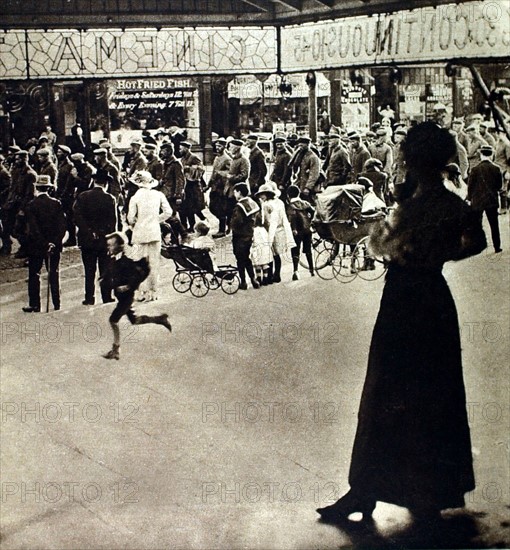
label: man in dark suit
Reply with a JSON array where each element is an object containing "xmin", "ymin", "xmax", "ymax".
[
  {"xmin": 23, "ymin": 175, "xmax": 67, "ymax": 312},
  {"xmin": 245, "ymin": 135, "xmax": 267, "ymax": 196},
  {"xmin": 467, "ymin": 145, "xmax": 503, "ymax": 253},
  {"xmin": 73, "ymin": 171, "xmax": 118, "ymax": 305}
]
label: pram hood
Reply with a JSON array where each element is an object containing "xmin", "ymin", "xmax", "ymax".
[{"xmin": 313, "ymin": 184, "xmax": 365, "ymax": 224}]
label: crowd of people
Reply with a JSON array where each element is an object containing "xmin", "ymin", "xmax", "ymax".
[{"xmin": 0, "ymin": 113, "xmax": 508, "ymax": 315}]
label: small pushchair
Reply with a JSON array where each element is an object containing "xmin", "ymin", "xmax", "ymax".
[{"xmin": 161, "ymin": 242, "xmax": 240, "ymax": 297}]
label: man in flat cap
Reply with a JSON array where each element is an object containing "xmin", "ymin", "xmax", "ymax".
[
  {"xmin": 289, "ymin": 136, "xmax": 321, "ymax": 200},
  {"xmin": 180, "ymin": 141, "xmax": 206, "ymax": 231},
  {"xmin": 1, "ymin": 151, "xmax": 37, "ymax": 256},
  {"xmin": 349, "ymin": 132, "xmax": 371, "ymax": 181},
  {"xmin": 74, "ymin": 170, "xmax": 117, "ymax": 305},
  {"xmin": 36, "ymin": 148, "xmax": 58, "ymax": 186},
  {"xmin": 23, "ymin": 175, "xmax": 67, "ymax": 312},
  {"xmin": 270, "ymin": 137, "xmax": 292, "ymax": 197},
  {"xmin": 98, "ymin": 140, "xmax": 122, "ymax": 172},
  {"xmin": 225, "ymin": 139, "xmax": 250, "ymax": 231},
  {"xmin": 55, "ymin": 145, "xmax": 74, "ymax": 197},
  {"xmin": 467, "ymin": 145, "xmax": 503, "ymax": 253},
  {"xmin": 245, "ymin": 135, "xmax": 267, "ymax": 196},
  {"xmin": 208, "ymin": 138, "xmax": 232, "ymax": 238},
  {"xmin": 144, "ymin": 143, "xmax": 163, "ymax": 183},
  {"xmin": 451, "ymin": 118, "xmax": 468, "ymax": 149},
  {"xmin": 369, "ymin": 129, "xmax": 393, "ymax": 177},
  {"xmin": 479, "ymin": 121, "xmax": 496, "ymax": 148},
  {"xmin": 94, "ymin": 147, "xmax": 121, "ymax": 199},
  {"xmin": 125, "ymin": 139, "xmax": 147, "ymax": 177},
  {"xmin": 465, "ymin": 124, "xmax": 488, "ymax": 172},
  {"xmin": 324, "ymin": 133, "xmax": 352, "ymax": 187}
]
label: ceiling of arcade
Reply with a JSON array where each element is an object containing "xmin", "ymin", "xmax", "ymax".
[{"xmin": 1, "ymin": 0, "xmax": 465, "ymax": 29}]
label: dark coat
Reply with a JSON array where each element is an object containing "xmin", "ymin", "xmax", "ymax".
[
  {"xmin": 73, "ymin": 186, "xmax": 117, "ymax": 251},
  {"xmin": 39, "ymin": 160, "xmax": 58, "ymax": 186},
  {"xmin": 359, "ymin": 169, "xmax": 388, "ymax": 202},
  {"xmin": 6, "ymin": 163, "xmax": 36, "ymax": 211},
  {"xmin": 103, "ymin": 254, "xmax": 149, "ymax": 293},
  {"xmin": 25, "ymin": 193, "xmax": 67, "ymax": 256},
  {"xmin": 57, "ymin": 158, "xmax": 74, "ymax": 199},
  {"xmin": 467, "ymin": 159, "xmax": 503, "ymax": 211},
  {"xmin": 349, "ymin": 186, "xmax": 486, "ymax": 511},
  {"xmin": 146, "ymin": 157, "xmax": 164, "ymax": 182},
  {"xmin": 270, "ymin": 148, "xmax": 292, "ymax": 189},
  {"xmin": 160, "ymin": 158, "xmax": 185, "ymax": 201},
  {"xmin": 325, "ymin": 145, "xmax": 352, "ymax": 186},
  {"xmin": 248, "ymin": 147, "xmax": 267, "ymax": 194},
  {"xmin": 230, "ymin": 197, "xmax": 259, "ymax": 241},
  {"xmin": 351, "ymin": 145, "xmax": 371, "ymax": 180},
  {"xmin": 226, "ymin": 154, "xmax": 250, "ymax": 197}
]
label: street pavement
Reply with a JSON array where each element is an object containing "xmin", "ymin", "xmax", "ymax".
[{"xmin": 0, "ymin": 217, "xmax": 509, "ymax": 549}]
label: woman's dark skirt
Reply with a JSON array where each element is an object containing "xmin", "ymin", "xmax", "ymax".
[{"xmin": 349, "ymin": 264, "xmax": 475, "ymax": 510}]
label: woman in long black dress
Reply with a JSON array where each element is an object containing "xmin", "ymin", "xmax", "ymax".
[{"xmin": 317, "ymin": 122, "xmax": 487, "ymax": 522}]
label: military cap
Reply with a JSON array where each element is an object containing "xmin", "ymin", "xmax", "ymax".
[
  {"xmin": 70, "ymin": 153, "xmax": 85, "ymax": 161},
  {"xmin": 230, "ymin": 139, "xmax": 244, "ymax": 147},
  {"xmin": 93, "ymin": 148, "xmax": 107, "ymax": 155},
  {"xmin": 36, "ymin": 148, "xmax": 50, "ymax": 156}
]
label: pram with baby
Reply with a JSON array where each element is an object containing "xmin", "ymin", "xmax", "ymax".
[
  {"xmin": 160, "ymin": 225, "xmax": 240, "ymax": 297},
  {"xmin": 311, "ymin": 183, "xmax": 388, "ymax": 282}
]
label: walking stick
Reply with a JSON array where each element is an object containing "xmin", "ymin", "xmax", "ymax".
[{"xmin": 46, "ymin": 249, "xmax": 51, "ymax": 313}]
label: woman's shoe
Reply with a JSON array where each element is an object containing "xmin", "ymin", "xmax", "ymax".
[{"xmin": 316, "ymin": 491, "xmax": 376, "ymax": 521}]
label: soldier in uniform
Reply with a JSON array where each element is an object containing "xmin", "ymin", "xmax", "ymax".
[
  {"xmin": 289, "ymin": 136, "xmax": 321, "ymax": 201},
  {"xmin": 22, "ymin": 175, "xmax": 67, "ymax": 312},
  {"xmin": 1, "ymin": 150, "xmax": 37, "ymax": 256},
  {"xmin": 36, "ymin": 148, "xmax": 58, "ymax": 186},
  {"xmin": 369, "ymin": 129, "xmax": 394, "ymax": 177},
  {"xmin": 348, "ymin": 132, "xmax": 371, "ymax": 182},
  {"xmin": 73, "ymin": 171, "xmax": 117, "ymax": 305},
  {"xmin": 270, "ymin": 137, "xmax": 292, "ymax": 197},
  {"xmin": 94, "ymin": 147, "xmax": 121, "ymax": 199},
  {"xmin": 126, "ymin": 139, "xmax": 148, "ymax": 177},
  {"xmin": 180, "ymin": 141, "xmax": 206, "ymax": 230},
  {"xmin": 324, "ymin": 133, "xmax": 352, "ymax": 187},
  {"xmin": 144, "ymin": 143, "xmax": 164, "ymax": 182},
  {"xmin": 245, "ymin": 135, "xmax": 267, "ymax": 195},
  {"xmin": 225, "ymin": 139, "xmax": 250, "ymax": 232},
  {"xmin": 208, "ymin": 138, "xmax": 231, "ymax": 238}
]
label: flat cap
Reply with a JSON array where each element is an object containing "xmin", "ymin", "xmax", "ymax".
[
  {"xmin": 57, "ymin": 144, "xmax": 71, "ymax": 154},
  {"xmin": 70, "ymin": 153, "xmax": 85, "ymax": 161},
  {"xmin": 230, "ymin": 139, "xmax": 243, "ymax": 147},
  {"xmin": 93, "ymin": 148, "xmax": 107, "ymax": 155}
]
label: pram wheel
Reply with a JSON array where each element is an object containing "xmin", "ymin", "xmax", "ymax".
[
  {"xmin": 206, "ymin": 274, "xmax": 221, "ymax": 290},
  {"xmin": 314, "ymin": 248, "xmax": 336, "ymax": 280},
  {"xmin": 332, "ymin": 248, "xmax": 357, "ymax": 283},
  {"xmin": 220, "ymin": 273, "xmax": 240, "ymax": 295},
  {"xmin": 352, "ymin": 236, "xmax": 387, "ymax": 281},
  {"xmin": 190, "ymin": 274, "xmax": 210, "ymax": 297},
  {"xmin": 173, "ymin": 272, "xmax": 192, "ymax": 293}
]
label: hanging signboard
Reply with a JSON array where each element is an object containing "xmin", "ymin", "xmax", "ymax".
[
  {"xmin": 0, "ymin": 27, "xmax": 277, "ymax": 80},
  {"xmin": 281, "ymin": 0, "xmax": 510, "ymax": 71}
]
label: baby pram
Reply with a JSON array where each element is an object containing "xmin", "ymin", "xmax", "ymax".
[
  {"xmin": 161, "ymin": 242, "xmax": 240, "ymax": 297},
  {"xmin": 312, "ymin": 184, "xmax": 387, "ymax": 282}
]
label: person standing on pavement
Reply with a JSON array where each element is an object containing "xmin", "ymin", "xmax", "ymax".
[
  {"xmin": 94, "ymin": 147, "xmax": 121, "ymax": 200},
  {"xmin": 225, "ymin": 139, "xmax": 250, "ymax": 233},
  {"xmin": 101, "ymin": 232, "xmax": 172, "ymax": 361},
  {"xmin": 23, "ymin": 175, "xmax": 67, "ymax": 313},
  {"xmin": 1, "ymin": 150, "xmax": 37, "ymax": 256},
  {"xmin": 73, "ymin": 171, "xmax": 117, "ymax": 305},
  {"xmin": 324, "ymin": 133, "xmax": 351, "ymax": 187},
  {"xmin": 289, "ymin": 136, "xmax": 321, "ymax": 202},
  {"xmin": 245, "ymin": 135, "xmax": 267, "ymax": 196},
  {"xmin": 467, "ymin": 145, "xmax": 503, "ymax": 253},
  {"xmin": 36, "ymin": 148, "xmax": 58, "ymax": 186},
  {"xmin": 208, "ymin": 138, "xmax": 231, "ymax": 238},
  {"xmin": 317, "ymin": 121, "xmax": 487, "ymax": 525},
  {"xmin": 144, "ymin": 144, "xmax": 164, "ymax": 182},
  {"xmin": 494, "ymin": 128, "xmax": 510, "ymax": 214},
  {"xmin": 465, "ymin": 124, "xmax": 488, "ymax": 172},
  {"xmin": 270, "ymin": 137, "xmax": 292, "ymax": 199},
  {"xmin": 127, "ymin": 170, "xmax": 172, "ymax": 301},
  {"xmin": 230, "ymin": 182, "xmax": 261, "ymax": 290},
  {"xmin": 348, "ymin": 132, "xmax": 371, "ymax": 182},
  {"xmin": 126, "ymin": 139, "xmax": 148, "ymax": 177},
  {"xmin": 369, "ymin": 128, "xmax": 393, "ymax": 177},
  {"xmin": 180, "ymin": 141, "xmax": 206, "ymax": 231}
]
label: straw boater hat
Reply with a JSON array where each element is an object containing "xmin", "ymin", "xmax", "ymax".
[
  {"xmin": 34, "ymin": 175, "xmax": 54, "ymax": 189},
  {"xmin": 130, "ymin": 170, "xmax": 158, "ymax": 189}
]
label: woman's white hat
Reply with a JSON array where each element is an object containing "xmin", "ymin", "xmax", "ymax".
[{"xmin": 130, "ymin": 170, "xmax": 158, "ymax": 189}]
